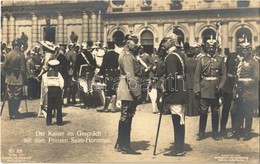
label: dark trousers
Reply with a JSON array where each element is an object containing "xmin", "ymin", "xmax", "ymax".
[
  {"xmin": 27, "ymin": 78, "xmax": 41, "ymax": 99},
  {"xmin": 199, "ymin": 98, "xmax": 220, "ymax": 135},
  {"xmin": 46, "ymin": 87, "xmax": 62, "ymax": 125},
  {"xmin": 7, "ymin": 85, "xmax": 23, "ymax": 117},
  {"xmin": 236, "ymin": 99, "xmax": 255, "ymax": 135},
  {"xmin": 220, "ymin": 92, "xmax": 233, "ymax": 133},
  {"xmin": 117, "ymin": 100, "xmax": 137, "ymax": 149},
  {"xmin": 172, "ymin": 114, "xmax": 185, "ymax": 152}
]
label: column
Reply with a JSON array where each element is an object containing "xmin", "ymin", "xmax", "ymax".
[
  {"xmin": 158, "ymin": 23, "xmax": 164, "ymax": 43},
  {"xmin": 57, "ymin": 13, "xmax": 64, "ymax": 45},
  {"xmin": 97, "ymin": 10, "xmax": 102, "ymax": 42},
  {"xmin": 188, "ymin": 22, "xmax": 195, "ymax": 45},
  {"xmin": 82, "ymin": 12, "xmax": 89, "ymax": 41},
  {"xmin": 103, "ymin": 22, "xmax": 108, "ymax": 44},
  {"xmin": 32, "ymin": 13, "xmax": 38, "ymax": 46},
  {"xmin": 222, "ymin": 21, "xmax": 229, "ymax": 50},
  {"xmin": 9, "ymin": 14, "xmax": 15, "ymax": 43},
  {"xmin": 90, "ymin": 12, "xmax": 97, "ymax": 42},
  {"xmin": 128, "ymin": 23, "xmax": 134, "ymax": 34},
  {"xmin": 2, "ymin": 15, "xmax": 8, "ymax": 43}
]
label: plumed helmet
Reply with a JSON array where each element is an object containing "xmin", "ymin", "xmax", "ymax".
[
  {"xmin": 162, "ymin": 33, "xmax": 179, "ymax": 47},
  {"xmin": 237, "ymin": 34, "xmax": 251, "ymax": 49},
  {"xmin": 12, "ymin": 38, "xmax": 24, "ymax": 48},
  {"xmin": 39, "ymin": 40, "xmax": 56, "ymax": 52},
  {"xmin": 123, "ymin": 34, "xmax": 139, "ymax": 44},
  {"xmin": 205, "ymin": 35, "xmax": 218, "ymax": 48}
]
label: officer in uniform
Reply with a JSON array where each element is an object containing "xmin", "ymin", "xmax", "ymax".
[
  {"xmin": 158, "ymin": 33, "xmax": 188, "ymax": 156},
  {"xmin": 194, "ymin": 37, "xmax": 226, "ymax": 140},
  {"xmin": 232, "ymin": 38, "xmax": 258, "ymax": 140},
  {"xmin": 97, "ymin": 41, "xmax": 120, "ymax": 112},
  {"xmin": 115, "ymin": 34, "xmax": 142, "ymax": 155},
  {"xmin": 2, "ymin": 38, "xmax": 26, "ymax": 119},
  {"xmin": 42, "ymin": 60, "xmax": 64, "ymax": 125}
]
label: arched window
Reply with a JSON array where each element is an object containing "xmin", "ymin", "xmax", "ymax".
[
  {"xmin": 141, "ymin": 30, "xmax": 154, "ymax": 54},
  {"xmin": 173, "ymin": 28, "xmax": 185, "ymax": 47},
  {"xmin": 235, "ymin": 28, "xmax": 252, "ymax": 46},
  {"xmin": 112, "ymin": 31, "xmax": 124, "ymax": 46},
  {"xmin": 201, "ymin": 29, "xmax": 216, "ymax": 43},
  {"xmin": 112, "ymin": 0, "xmax": 125, "ymax": 6}
]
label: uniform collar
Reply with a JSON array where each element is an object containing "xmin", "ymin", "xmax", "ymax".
[{"xmin": 167, "ymin": 46, "xmax": 176, "ymax": 53}]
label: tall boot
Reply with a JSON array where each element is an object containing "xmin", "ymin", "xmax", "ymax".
[
  {"xmin": 13, "ymin": 99, "xmax": 22, "ymax": 118},
  {"xmin": 243, "ymin": 117, "xmax": 253, "ymax": 141},
  {"xmin": 116, "ymin": 120, "xmax": 127, "ymax": 151},
  {"xmin": 110, "ymin": 95, "xmax": 117, "ymax": 112},
  {"xmin": 212, "ymin": 112, "xmax": 220, "ymax": 140},
  {"xmin": 8, "ymin": 99, "xmax": 15, "ymax": 118},
  {"xmin": 197, "ymin": 113, "xmax": 207, "ymax": 140},
  {"xmin": 97, "ymin": 96, "xmax": 111, "ymax": 112}
]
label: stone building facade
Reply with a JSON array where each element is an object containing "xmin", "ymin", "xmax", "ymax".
[{"xmin": 1, "ymin": 0, "xmax": 260, "ymax": 53}]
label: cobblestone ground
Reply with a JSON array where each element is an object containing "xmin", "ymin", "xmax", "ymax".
[{"xmin": 1, "ymin": 99, "xmax": 259, "ymax": 163}]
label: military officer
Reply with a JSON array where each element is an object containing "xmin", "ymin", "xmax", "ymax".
[
  {"xmin": 115, "ymin": 34, "xmax": 142, "ymax": 155},
  {"xmin": 194, "ymin": 36, "xmax": 226, "ymax": 140},
  {"xmin": 158, "ymin": 33, "xmax": 188, "ymax": 156},
  {"xmin": 232, "ymin": 39, "xmax": 259, "ymax": 141},
  {"xmin": 42, "ymin": 60, "xmax": 64, "ymax": 126},
  {"xmin": 97, "ymin": 41, "xmax": 120, "ymax": 112},
  {"xmin": 2, "ymin": 38, "xmax": 26, "ymax": 119}
]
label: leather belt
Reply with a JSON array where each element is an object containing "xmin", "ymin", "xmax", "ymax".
[
  {"xmin": 203, "ymin": 77, "xmax": 218, "ymax": 80},
  {"xmin": 227, "ymin": 73, "xmax": 236, "ymax": 78},
  {"xmin": 238, "ymin": 78, "xmax": 252, "ymax": 82}
]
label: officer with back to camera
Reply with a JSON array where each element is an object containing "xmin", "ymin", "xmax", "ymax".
[
  {"xmin": 2, "ymin": 38, "xmax": 26, "ymax": 119},
  {"xmin": 194, "ymin": 36, "xmax": 226, "ymax": 141},
  {"xmin": 115, "ymin": 34, "xmax": 142, "ymax": 155}
]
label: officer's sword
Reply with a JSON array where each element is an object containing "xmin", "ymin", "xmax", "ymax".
[{"xmin": 153, "ymin": 95, "xmax": 164, "ymax": 156}]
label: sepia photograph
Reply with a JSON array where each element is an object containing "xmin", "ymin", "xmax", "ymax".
[{"xmin": 1, "ymin": 0, "xmax": 259, "ymax": 163}]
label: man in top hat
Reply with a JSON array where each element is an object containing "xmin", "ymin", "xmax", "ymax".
[
  {"xmin": 194, "ymin": 36, "xmax": 226, "ymax": 141},
  {"xmin": 2, "ymin": 38, "xmax": 26, "ymax": 119},
  {"xmin": 41, "ymin": 59, "xmax": 64, "ymax": 125},
  {"xmin": 115, "ymin": 34, "xmax": 142, "ymax": 155},
  {"xmin": 97, "ymin": 41, "xmax": 120, "ymax": 112},
  {"xmin": 158, "ymin": 33, "xmax": 188, "ymax": 156},
  {"xmin": 228, "ymin": 36, "xmax": 259, "ymax": 140}
]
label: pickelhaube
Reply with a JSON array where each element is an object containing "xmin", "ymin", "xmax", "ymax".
[
  {"xmin": 205, "ymin": 35, "xmax": 218, "ymax": 47},
  {"xmin": 237, "ymin": 34, "xmax": 251, "ymax": 49}
]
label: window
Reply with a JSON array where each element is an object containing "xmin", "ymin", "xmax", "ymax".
[
  {"xmin": 112, "ymin": 31, "xmax": 124, "ymax": 47},
  {"xmin": 44, "ymin": 27, "xmax": 56, "ymax": 43},
  {"xmin": 235, "ymin": 28, "xmax": 252, "ymax": 47},
  {"xmin": 112, "ymin": 0, "xmax": 125, "ymax": 6}
]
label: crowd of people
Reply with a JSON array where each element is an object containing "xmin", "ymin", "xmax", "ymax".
[{"xmin": 1, "ymin": 30, "xmax": 259, "ymax": 156}]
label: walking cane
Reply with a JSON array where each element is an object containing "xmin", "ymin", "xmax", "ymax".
[{"xmin": 23, "ymin": 85, "xmax": 28, "ymax": 113}]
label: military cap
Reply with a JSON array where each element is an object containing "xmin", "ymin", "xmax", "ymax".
[
  {"xmin": 48, "ymin": 59, "xmax": 60, "ymax": 67},
  {"xmin": 123, "ymin": 34, "xmax": 139, "ymax": 44},
  {"xmin": 12, "ymin": 38, "xmax": 24, "ymax": 48},
  {"xmin": 39, "ymin": 41, "xmax": 56, "ymax": 52}
]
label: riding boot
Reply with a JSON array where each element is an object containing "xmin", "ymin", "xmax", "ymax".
[
  {"xmin": 243, "ymin": 117, "xmax": 253, "ymax": 141},
  {"xmin": 110, "ymin": 95, "xmax": 117, "ymax": 112},
  {"xmin": 197, "ymin": 113, "xmax": 207, "ymax": 140},
  {"xmin": 212, "ymin": 112, "xmax": 220, "ymax": 140}
]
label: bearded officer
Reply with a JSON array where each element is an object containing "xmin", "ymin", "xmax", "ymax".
[
  {"xmin": 2, "ymin": 38, "xmax": 26, "ymax": 119},
  {"xmin": 158, "ymin": 33, "xmax": 188, "ymax": 156},
  {"xmin": 42, "ymin": 59, "xmax": 64, "ymax": 126},
  {"xmin": 232, "ymin": 38, "xmax": 259, "ymax": 141},
  {"xmin": 194, "ymin": 36, "xmax": 226, "ymax": 140},
  {"xmin": 115, "ymin": 34, "xmax": 142, "ymax": 155}
]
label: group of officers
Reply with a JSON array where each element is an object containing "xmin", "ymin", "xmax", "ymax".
[{"xmin": 1, "ymin": 30, "xmax": 259, "ymax": 156}]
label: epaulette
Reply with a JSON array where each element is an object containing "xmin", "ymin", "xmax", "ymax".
[{"xmin": 196, "ymin": 53, "xmax": 205, "ymax": 59}]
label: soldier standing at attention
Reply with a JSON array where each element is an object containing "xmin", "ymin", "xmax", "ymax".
[
  {"xmin": 115, "ymin": 34, "xmax": 142, "ymax": 155},
  {"xmin": 2, "ymin": 38, "xmax": 26, "ymax": 119},
  {"xmin": 194, "ymin": 36, "xmax": 226, "ymax": 140},
  {"xmin": 42, "ymin": 60, "xmax": 64, "ymax": 126},
  {"xmin": 232, "ymin": 38, "xmax": 259, "ymax": 141}
]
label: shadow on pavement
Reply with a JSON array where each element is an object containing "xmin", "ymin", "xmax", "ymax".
[
  {"xmin": 132, "ymin": 140, "xmax": 150, "ymax": 151},
  {"xmin": 20, "ymin": 112, "xmax": 38, "ymax": 118},
  {"xmin": 156, "ymin": 143, "xmax": 193, "ymax": 155}
]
